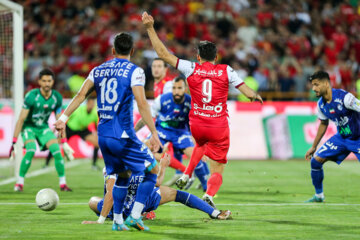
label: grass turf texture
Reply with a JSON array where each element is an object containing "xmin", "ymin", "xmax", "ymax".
[{"xmin": 1, "ymin": 159, "xmax": 360, "ymax": 239}]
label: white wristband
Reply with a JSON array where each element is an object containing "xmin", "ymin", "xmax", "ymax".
[
  {"xmin": 97, "ymin": 215, "xmax": 106, "ymax": 224},
  {"xmin": 59, "ymin": 114, "xmax": 69, "ymax": 123}
]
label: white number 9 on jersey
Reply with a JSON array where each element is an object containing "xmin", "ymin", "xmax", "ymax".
[{"xmin": 202, "ymin": 79, "xmax": 212, "ymax": 103}]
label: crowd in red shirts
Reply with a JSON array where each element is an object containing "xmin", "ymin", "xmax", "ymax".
[{"xmin": 16, "ymin": 0, "xmax": 360, "ymax": 99}]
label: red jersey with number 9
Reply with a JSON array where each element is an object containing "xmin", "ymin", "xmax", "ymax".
[{"xmin": 176, "ymin": 59, "xmax": 244, "ymax": 128}]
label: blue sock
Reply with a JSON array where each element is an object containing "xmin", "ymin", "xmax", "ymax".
[
  {"xmin": 311, "ymin": 157, "xmax": 324, "ymax": 194},
  {"xmin": 113, "ymin": 176, "xmax": 130, "ymax": 215},
  {"xmin": 175, "ymin": 190, "xmax": 215, "ymax": 215},
  {"xmin": 134, "ymin": 172, "xmax": 157, "ymax": 204},
  {"xmin": 174, "ymin": 150, "xmax": 183, "ymax": 175},
  {"xmin": 194, "ymin": 161, "xmax": 208, "ymax": 191}
]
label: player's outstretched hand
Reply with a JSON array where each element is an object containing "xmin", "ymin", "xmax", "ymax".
[
  {"xmin": 63, "ymin": 142, "xmax": 75, "ymax": 161},
  {"xmin": 54, "ymin": 120, "xmax": 66, "ymax": 139},
  {"xmin": 305, "ymin": 146, "xmax": 316, "ymax": 161},
  {"xmin": 149, "ymin": 132, "xmax": 163, "ymax": 153},
  {"xmin": 142, "ymin": 11, "xmax": 154, "ymax": 29},
  {"xmin": 255, "ymin": 94, "xmax": 263, "ymax": 104},
  {"xmin": 252, "ymin": 93, "xmax": 263, "ymax": 104}
]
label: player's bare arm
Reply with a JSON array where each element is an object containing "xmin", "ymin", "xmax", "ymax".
[
  {"xmin": 305, "ymin": 119, "xmax": 328, "ymax": 161},
  {"xmin": 134, "ymin": 118, "xmax": 145, "ymax": 132},
  {"xmin": 132, "ymin": 85, "xmax": 162, "ymax": 152},
  {"xmin": 238, "ymin": 84, "xmax": 263, "ymax": 104},
  {"xmin": 142, "ymin": 12, "xmax": 178, "ymax": 68},
  {"xmin": 156, "ymin": 153, "xmax": 170, "ymax": 187},
  {"xmin": 98, "ymin": 177, "xmax": 115, "ymax": 223},
  {"xmin": 54, "ymin": 79, "xmax": 95, "ymax": 138},
  {"xmin": 82, "ymin": 177, "xmax": 115, "ymax": 224}
]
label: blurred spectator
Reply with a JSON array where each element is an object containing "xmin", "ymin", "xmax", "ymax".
[{"xmin": 0, "ymin": 0, "xmax": 356, "ymax": 100}]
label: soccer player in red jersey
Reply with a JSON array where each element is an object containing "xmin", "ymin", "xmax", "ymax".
[
  {"xmin": 142, "ymin": 12, "xmax": 263, "ymax": 208},
  {"xmin": 152, "ymin": 58, "xmax": 173, "ymax": 98}
]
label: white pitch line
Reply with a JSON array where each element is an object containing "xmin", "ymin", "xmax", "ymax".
[
  {"xmin": 0, "ymin": 160, "xmax": 88, "ymax": 186},
  {"xmin": 0, "ymin": 202, "xmax": 360, "ymax": 206}
]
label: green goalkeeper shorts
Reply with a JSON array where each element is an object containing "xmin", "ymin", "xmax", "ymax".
[{"xmin": 21, "ymin": 127, "xmax": 57, "ymax": 150}]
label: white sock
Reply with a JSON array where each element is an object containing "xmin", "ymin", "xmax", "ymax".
[
  {"xmin": 131, "ymin": 202, "xmax": 145, "ymax": 219},
  {"xmin": 211, "ymin": 209, "xmax": 220, "ymax": 218},
  {"xmin": 17, "ymin": 177, "xmax": 24, "ymax": 185},
  {"xmin": 113, "ymin": 213, "xmax": 123, "ymax": 224},
  {"xmin": 59, "ymin": 176, "xmax": 66, "ymax": 185},
  {"xmin": 315, "ymin": 192, "xmax": 324, "ymax": 199}
]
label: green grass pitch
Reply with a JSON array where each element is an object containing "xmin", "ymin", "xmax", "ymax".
[{"xmin": 1, "ymin": 159, "xmax": 360, "ymax": 239}]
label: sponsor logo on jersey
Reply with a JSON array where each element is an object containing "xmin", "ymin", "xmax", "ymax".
[
  {"xmin": 334, "ymin": 98, "xmax": 343, "ymax": 105},
  {"xmin": 334, "ymin": 116, "xmax": 349, "ymax": 127},
  {"xmin": 194, "ymin": 69, "xmax": 223, "ymax": 77}
]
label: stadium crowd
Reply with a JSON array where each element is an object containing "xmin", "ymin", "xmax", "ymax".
[{"xmin": 20, "ymin": 0, "xmax": 360, "ymax": 99}]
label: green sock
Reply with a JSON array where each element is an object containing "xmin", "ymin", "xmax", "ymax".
[
  {"xmin": 19, "ymin": 141, "xmax": 36, "ymax": 178},
  {"xmin": 49, "ymin": 143, "xmax": 65, "ymax": 177}
]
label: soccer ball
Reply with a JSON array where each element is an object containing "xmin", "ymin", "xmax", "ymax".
[{"xmin": 35, "ymin": 188, "xmax": 59, "ymax": 211}]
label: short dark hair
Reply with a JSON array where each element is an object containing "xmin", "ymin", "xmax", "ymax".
[
  {"xmin": 39, "ymin": 68, "xmax": 55, "ymax": 79},
  {"xmin": 197, "ymin": 41, "xmax": 217, "ymax": 61},
  {"xmin": 152, "ymin": 58, "xmax": 167, "ymax": 67},
  {"xmin": 309, "ymin": 71, "xmax": 330, "ymax": 82},
  {"xmin": 173, "ymin": 76, "xmax": 186, "ymax": 84},
  {"xmin": 114, "ymin": 32, "xmax": 133, "ymax": 55}
]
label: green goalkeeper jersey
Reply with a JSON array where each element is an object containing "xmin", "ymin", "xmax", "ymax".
[{"xmin": 22, "ymin": 89, "xmax": 63, "ymax": 129}]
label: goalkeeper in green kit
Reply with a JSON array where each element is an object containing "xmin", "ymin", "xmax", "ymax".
[{"xmin": 9, "ymin": 69, "xmax": 73, "ymax": 192}]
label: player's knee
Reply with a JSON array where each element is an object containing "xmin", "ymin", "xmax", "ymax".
[
  {"xmin": 118, "ymin": 170, "xmax": 132, "ymax": 178},
  {"xmin": 311, "ymin": 157, "xmax": 323, "ymax": 169},
  {"xmin": 88, "ymin": 197, "xmax": 100, "ymax": 213},
  {"xmin": 48, "ymin": 143, "xmax": 61, "ymax": 155},
  {"xmin": 24, "ymin": 141, "xmax": 36, "ymax": 158},
  {"xmin": 46, "ymin": 139, "xmax": 59, "ymax": 149}
]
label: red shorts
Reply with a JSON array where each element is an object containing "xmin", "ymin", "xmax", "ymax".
[{"xmin": 190, "ymin": 125, "xmax": 230, "ymax": 164}]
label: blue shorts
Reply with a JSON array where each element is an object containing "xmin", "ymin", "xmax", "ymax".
[
  {"xmin": 315, "ymin": 134, "xmax": 360, "ymax": 164},
  {"xmin": 99, "ymin": 136, "xmax": 155, "ymax": 175},
  {"xmin": 156, "ymin": 126, "xmax": 194, "ymax": 150},
  {"xmin": 122, "ymin": 187, "xmax": 162, "ymax": 218},
  {"xmin": 96, "ymin": 199, "xmax": 114, "ymax": 220},
  {"xmin": 143, "ymin": 187, "xmax": 162, "ymax": 212}
]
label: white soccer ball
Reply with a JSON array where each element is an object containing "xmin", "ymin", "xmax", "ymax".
[{"xmin": 35, "ymin": 188, "xmax": 59, "ymax": 211}]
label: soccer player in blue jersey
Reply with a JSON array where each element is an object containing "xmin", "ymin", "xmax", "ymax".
[
  {"xmin": 55, "ymin": 33, "xmax": 162, "ymax": 231},
  {"xmin": 83, "ymin": 153, "xmax": 231, "ymax": 224},
  {"xmin": 306, "ymin": 70, "xmax": 360, "ymax": 202},
  {"xmin": 135, "ymin": 76, "xmax": 209, "ymax": 191}
]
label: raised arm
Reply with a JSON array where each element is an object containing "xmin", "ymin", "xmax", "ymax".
[{"xmin": 142, "ymin": 12, "xmax": 178, "ymax": 68}]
